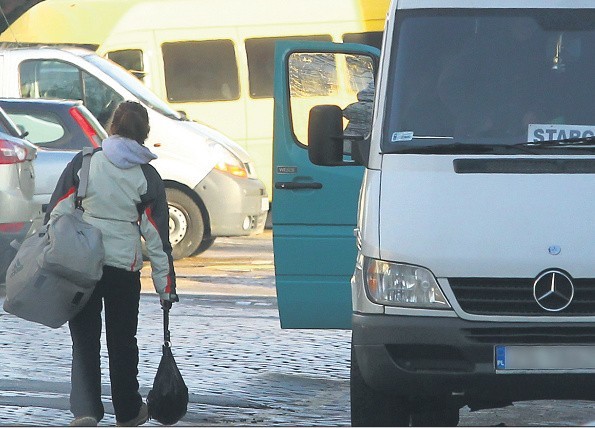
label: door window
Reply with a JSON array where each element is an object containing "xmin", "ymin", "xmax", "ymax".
[
  {"xmin": 82, "ymin": 72, "xmax": 124, "ymax": 125},
  {"xmin": 162, "ymin": 40, "xmax": 240, "ymax": 102},
  {"xmin": 245, "ymin": 35, "xmax": 332, "ymax": 99},
  {"xmin": 19, "ymin": 60, "xmax": 83, "ymax": 100},
  {"xmin": 288, "ymin": 52, "xmax": 375, "ymax": 146},
  {"xmin": 18, "ymin": 59, "xmax": 124, "ymax": 127}
]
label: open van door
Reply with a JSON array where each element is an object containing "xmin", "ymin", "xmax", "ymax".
[{"xmin": 272, "ymin": 41, "xmax": 379, "ymax": 328}]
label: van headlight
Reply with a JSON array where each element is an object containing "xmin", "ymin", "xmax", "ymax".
[
  {"xmin": 363, "ymin": 257, "xmax": 450, "ymax": 309},
  {"xmin": 210, "ymin": 143, "xmax": 249, "ymax": 178}
]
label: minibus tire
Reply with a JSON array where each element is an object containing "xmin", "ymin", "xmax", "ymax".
[
  {"xmin": 350, "ymin": 344, "xmax": 410, "ymax": 426},
  {"xmin": 410, "ymin": 404, "xmax": 460, "ymax": 426},
  {"xmin": 166, "ymin": 188, "xmax": 205, "ymax": 260}
]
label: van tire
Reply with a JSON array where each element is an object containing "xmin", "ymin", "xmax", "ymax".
[
  {"xmin": 193, "ymin": 237, "xmax": 216, "ymax": 255},
  {"xmin": 166, "ymin": 188, "xmax": 205, "ymax": 260},
  {"xmin": 351, "ymin": 344, "xmax": 410, "ymax": 426},
  {"xmin": 410, "ymin": 404, "xmax": 460, "ymax": 426}
]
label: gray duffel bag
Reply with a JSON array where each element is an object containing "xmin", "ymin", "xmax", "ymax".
[{"xmin": 3, "ymin": 148, "xmax": 104, "ymax": 328}]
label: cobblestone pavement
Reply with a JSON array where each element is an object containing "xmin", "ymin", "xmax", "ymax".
[{"xmin": 0, "ymin": 232, "xmax": 594, "ymax": 426}]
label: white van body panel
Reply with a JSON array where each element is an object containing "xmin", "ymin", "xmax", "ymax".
[
  {"xmin": 376, "ymin": 154, "xmax": 595, "ymax": 278},
  {"xmin": 142, "ymin": 109, "xmax": 216, "ymax": 187}
]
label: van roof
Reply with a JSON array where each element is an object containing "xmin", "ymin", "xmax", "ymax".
[
  {"xmin": 0, "ymin": 0, "xmax": 146, "ymax": 45},
  {"xmin": 107, "ymin": 0, "xmax": 388, "ymax": 34}
]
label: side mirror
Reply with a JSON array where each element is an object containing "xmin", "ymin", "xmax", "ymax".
[{"xmin": 308, "ymin": 105, "xmax": 344, "ymax": 166}]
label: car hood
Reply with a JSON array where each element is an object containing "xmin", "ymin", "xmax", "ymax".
[{"xmin": 0, "ymin": 1, "xmax": 44, "ymax": 35}]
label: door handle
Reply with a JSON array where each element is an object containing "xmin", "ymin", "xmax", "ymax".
[{"xmin": 275, "ymin": 182, "xmax": 323, "ymax": 190}]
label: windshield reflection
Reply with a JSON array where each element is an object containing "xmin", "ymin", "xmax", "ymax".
[{"xmin": 385, "ymin": 9, "xmax": 595, "ymax": 154}]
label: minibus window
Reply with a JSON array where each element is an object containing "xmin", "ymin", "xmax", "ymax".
[
  {"xmin": 245, "ymin": 35, "xmax": 332, "ymax": 99},
  {"xmin": 106, "ymin": 49, "xmax": 145, "ymax": 81},
  {"xmin": 384, "ymin": 9, "xmax": 595, "ymax": 154},
  {"xmin": 342, "ymin": 31, "xmax": 383, "ymax": 50},
  {"xmin": 162, "ymin": 40, "xmax": 240, "ymax": 102}
]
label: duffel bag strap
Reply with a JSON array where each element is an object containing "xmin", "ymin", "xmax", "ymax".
[{"xmin": 76, "ymin": 147, "xmax": 94, "ymax": 210}]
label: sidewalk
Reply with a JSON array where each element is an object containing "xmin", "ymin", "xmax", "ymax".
[{"xmin": 0, "ymin": 292, "xmax": 352, "ymax": 427}]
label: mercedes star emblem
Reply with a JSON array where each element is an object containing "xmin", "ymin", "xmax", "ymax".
[{"xmin": 533, "ymin": 270, "xmax": 574, "ymax": 312}]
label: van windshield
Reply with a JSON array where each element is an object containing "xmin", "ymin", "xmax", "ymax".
[
  {"xmin": 84, "ymin": 53, "xmax": 184, "ymax": 121},
  {"xmin": 384, "ymin": 9, "xmax": 595, "ymax": 154}
]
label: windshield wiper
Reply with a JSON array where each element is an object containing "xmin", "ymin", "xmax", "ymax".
[
  {"xmin": 515, "ymin": 135, "xmax": 595, "ymax": 148},
  {"xmin": 392, "ymin": 142, "xmax": 535, "ymax": 154}
]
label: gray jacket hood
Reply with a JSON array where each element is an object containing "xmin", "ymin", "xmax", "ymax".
[{"xmin": 102, "ymin": 135, "xmax": 157, "ymax": 169}]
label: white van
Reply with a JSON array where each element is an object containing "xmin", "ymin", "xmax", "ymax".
[
  {"xmin": 0, "ymin": 46, "xmax": 268, "ymax": 259},
  {"xmin": 272, "ymin": 0, "xmax": 595, "ymax": 426}
]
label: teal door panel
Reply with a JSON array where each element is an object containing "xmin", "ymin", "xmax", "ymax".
[{"xmin": 272, "ymin": 41, "xmax": 379, "ymax": 329}]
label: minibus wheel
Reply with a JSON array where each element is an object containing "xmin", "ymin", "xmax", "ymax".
[
  {"xmin": 410, "ymin": 403, "xmax": 460, "ymax": 426},
  {"xmin": 351, "ymin": 344, "xmax": 410, "ymax": 426},
  {"xmin": 166, "ymin": 188, "xmax": 205, "ymax": 260}
]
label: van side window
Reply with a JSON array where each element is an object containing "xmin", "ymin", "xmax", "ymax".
[
  {"xmin": 162, "ymin": 40, "xmax": 240, "ymax": 102},
  {"xmin": 82, "ymin": 71, "xmax": 124, "ymax": 126},
  {"xmin": 18, "ymin": 59, "xmax": 123, "ymax": 127},
  {"xmin": 342, "ymin": 31, "xmax": 384, "ymax": 50},
  {"xmin": 19, "ymin": 60, "xmax": 83, "ymax": 101},
  {"xmin": 106, "ymin": 49, "xmax": 145, "ymax": 81},
  {"xmin": 245, "ymin": 35, "xmax": 332, "ymax": 99}
]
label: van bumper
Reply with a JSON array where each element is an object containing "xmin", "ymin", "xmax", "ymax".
[
  {"xmin": 194, "ymin": 169, "xmax": 268, "ymax": 237},
  {"xmin": 352, "ymin": 313, "xmax": 595, "ymax": 407}
]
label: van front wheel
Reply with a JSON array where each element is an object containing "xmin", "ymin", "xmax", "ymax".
[
  {"xmin": 351, "ymin": 344, "xmax": 410, "ymax": 426},
  {"xmin": 166, "ymin": 188, "xmax": 205, "ymax": 260}
]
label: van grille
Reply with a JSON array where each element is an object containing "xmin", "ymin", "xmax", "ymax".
[{"xmin": 448, "ymin": 278, "xmax": 595, "ymax": 316}]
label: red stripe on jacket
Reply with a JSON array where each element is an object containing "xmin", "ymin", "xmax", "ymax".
[{"xmin": 57, "ymin": 186, "xmax": 76, "ymax": 204}]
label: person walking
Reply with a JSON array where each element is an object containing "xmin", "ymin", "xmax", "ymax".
[{"xmin": 45, "ymin": 101, "xmax": 178, "ymax": 427}]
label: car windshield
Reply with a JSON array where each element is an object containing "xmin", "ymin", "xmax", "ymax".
[
  {"xmin": 84, "ymin": 54, "xmax": 184, "ymax": 121},
  {"xmin": 384, "ymin": 8, "xmax": 595, "ymax": 154}
]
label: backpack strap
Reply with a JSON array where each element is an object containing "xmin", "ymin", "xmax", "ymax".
[{"xmin": 75, "ymin": 147, "xmax": 95, "ymax": 210}]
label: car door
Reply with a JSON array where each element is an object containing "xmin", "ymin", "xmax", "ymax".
[{"xmin": 272, "ymin": 41, "xmax": 379, "ymax": 328}]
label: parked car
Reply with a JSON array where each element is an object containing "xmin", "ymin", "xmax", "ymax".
[
  {"xmin": 0, "ymin": 45, "xmax": 269, "ymax": 260},
  {"xmin": 0, "ymin": 98, "xmax": 106, "ymax": 211},
  {"xmin": 0, "ymin": 105, "xmax": 39, "ymax": 282}
]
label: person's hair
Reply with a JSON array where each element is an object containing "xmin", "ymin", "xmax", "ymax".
[{"xmin": 108, "ymin": 101, "xmax": 150, "ymax": 144}]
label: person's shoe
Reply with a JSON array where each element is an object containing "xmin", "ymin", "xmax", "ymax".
[
  {"xmin": 116, "ymin": 402, "xmax": 149, "ymax": 427},
  {"xmin": 69, "ymin": 416, "xmax": 98, "ymax": 427}
]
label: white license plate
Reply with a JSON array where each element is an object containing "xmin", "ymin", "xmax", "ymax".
[
  {"xmin": 261, "ymin": 197, "xmax": 269, "ymax": 212},
  {"xmin": 495, "ymin": 345, "xmax": 595, "ymax": 372}
]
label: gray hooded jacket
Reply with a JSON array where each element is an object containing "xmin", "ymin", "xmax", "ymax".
[{"xmin": 46, "ymin": 136, "xmax": 176, "ymax": 300}]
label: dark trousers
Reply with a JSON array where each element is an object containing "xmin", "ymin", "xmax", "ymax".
[{"xmin": 69, "ymin": 265, "xmax": 143, "ymax": 423}]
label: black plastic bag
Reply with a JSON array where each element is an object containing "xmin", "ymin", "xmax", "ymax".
[{"xmin": 147, "ymin": 308, "xmax": 188, "ymax": 425}]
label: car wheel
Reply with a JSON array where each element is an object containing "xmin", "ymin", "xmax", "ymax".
[
  {"xmin": 351, "ymin": 344, "xmax": 410, "ymax": 427},
  {"xmin": 410, "ymin": 403, "xmax": 460, "ymax": 427},
  {"xmin": 166, "ymin": 188, "xmax": 205, "ymax": 260},
  {"xmin": 193, "ymin": 237, "xmax": 216, "ymax": 256}
]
